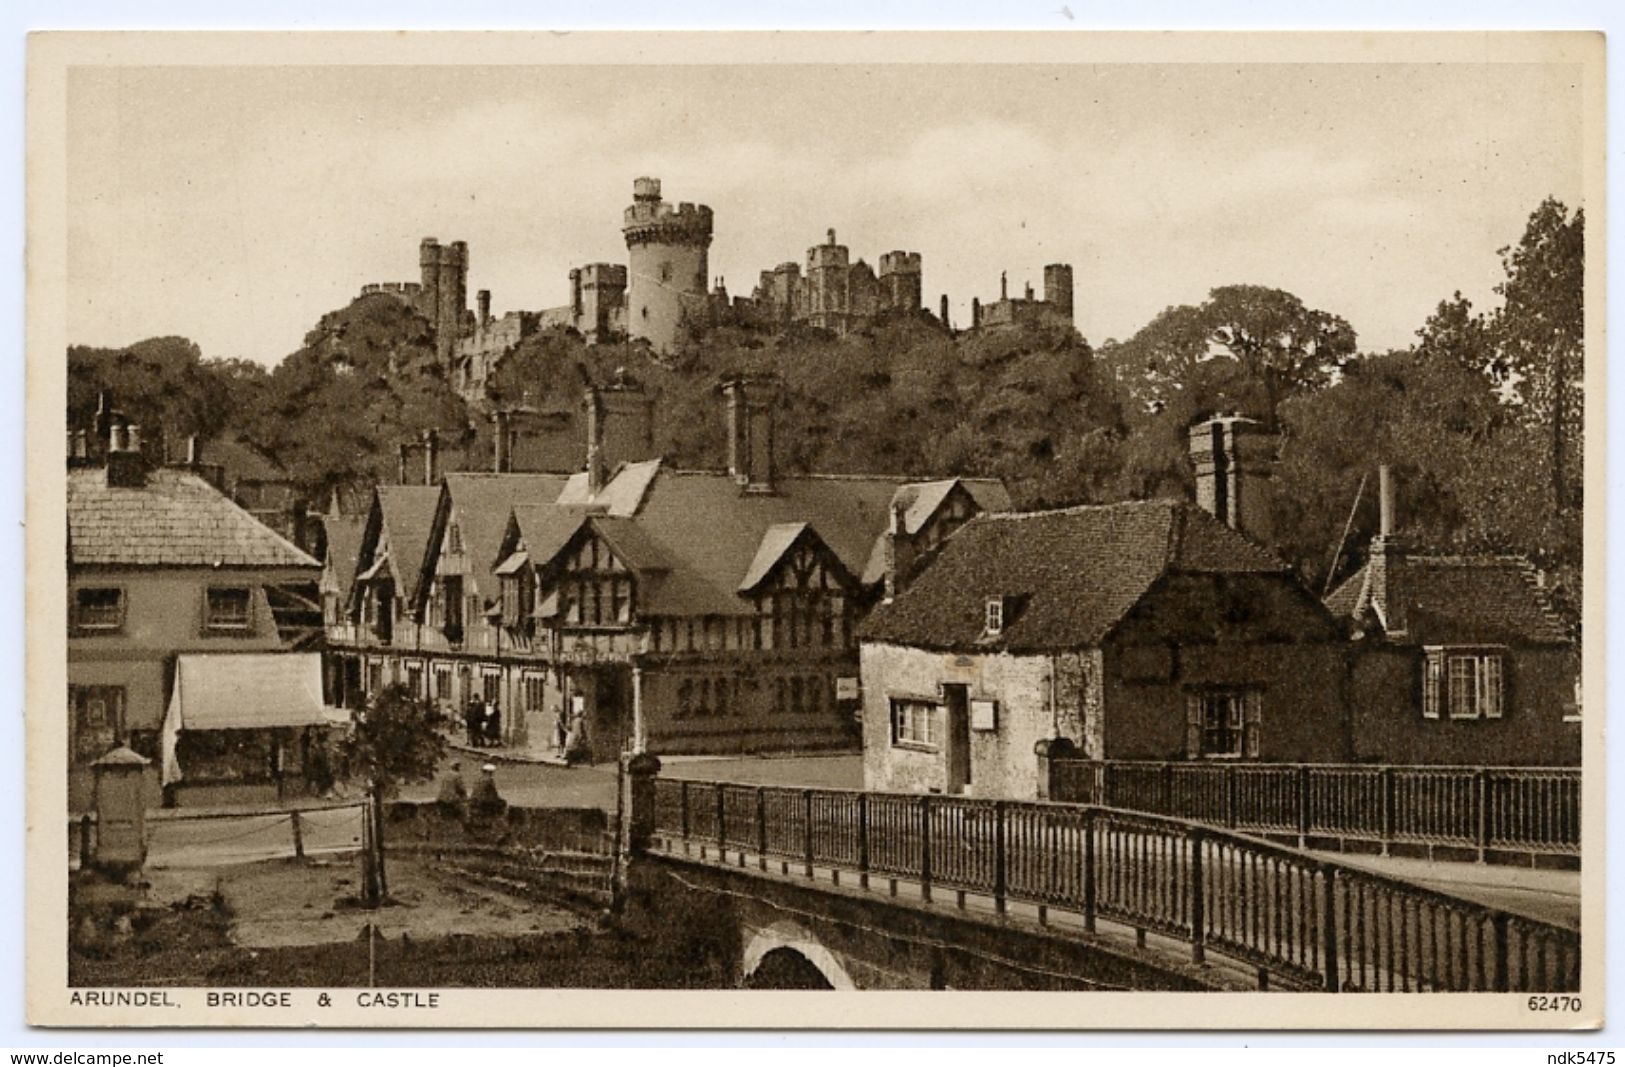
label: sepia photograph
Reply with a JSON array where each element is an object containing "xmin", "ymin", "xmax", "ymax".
[{"xmin": 23, "ymin": 31, "xmax": 1605, "ymax": 1029}]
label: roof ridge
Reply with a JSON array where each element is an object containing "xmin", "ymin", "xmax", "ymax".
[{"xmin": 974, "ymin": 499, "xmax": 1177, "ymax": 522}]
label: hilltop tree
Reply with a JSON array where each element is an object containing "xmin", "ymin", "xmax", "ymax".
[
  {"xmin": 1103, "ymin": 285, "xmax": 1356, "ymax": 425},
  {"xmin": 1489, "ymin": 198, "xmax": 1584, "ymax": 510},
  {"xmin": 68, "ymin": 336, "xmax": 233, "ymax": 453}
]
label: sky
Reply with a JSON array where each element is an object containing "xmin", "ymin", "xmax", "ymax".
[{"xmin": 65, "ymin": 60, "xmax": 1586, "ymax": 366}]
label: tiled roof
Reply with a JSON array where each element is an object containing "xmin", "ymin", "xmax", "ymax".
[
  {"xmin": 442, "ymin": 473, "xmax": 570, "ymax": 600},
  {"xmin": 373, "ymin": 486, "xmax": 442, "ymax": 602},
  {"xmin": 859, "ymin": 479, "xmax": 1013, "ymax": 585},
  {"xmin": 68, "ymin": 466, "xmax": 318, "ymax": 570},
  {"xmin": 622, "ymin": 468, "xmax": 911, "ymax": 617},
  {"xmin": 858, "ymin": 500, "xmax": 1288, "ymax": 653},
  {"xmin": 1325, "ymin": 555, "xmax": 1571, "ymax": 645},
  {"xmin": 320, "ymin": 515, "xmax": 367, "ymax": 601},
  {"xmin": 737, "ymin": 523, "xmax": 811, "ymax": 593}
]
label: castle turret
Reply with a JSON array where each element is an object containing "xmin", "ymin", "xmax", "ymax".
[
  {"xmin": 622, "ymin": 177, "xmax": 713, "ymax": 353},
  {"xmin": 436, "ymin": 241, "xmax": 468, "ymax": 364},
  {"xmin": 878, "ymin": 251, "xmax": 922, "ymax": 314},
  {"xmin": 1044, "ymin": 263, "xmax": 1074, "ymax": 323},
  {"xmin": 577, "ymin": 263, "xmax": 628, "ymax": 342},
  {"xmin": 804, "ymin": 228, "xmax": 852, "ymax": 331}
]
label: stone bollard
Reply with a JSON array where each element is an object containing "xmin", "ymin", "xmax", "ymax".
[{"xmin": 621, "ymin": 751, "xmax": 663, "ymax": 857}]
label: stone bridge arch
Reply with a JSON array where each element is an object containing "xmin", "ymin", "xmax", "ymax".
[{"xmin": 739, "ymin": 919, "xmax": 856, "ymax": 990}]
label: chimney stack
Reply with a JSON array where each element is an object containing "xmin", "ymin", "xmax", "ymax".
[
  {"xmin": 422, "ymin": 429, "xmax": 440, "ymax": 486},
  {"xmin": 186, "ymin": 435, "xmax": 202, "ymax": 465},
  {"xmin": 940, "ymin": 294, "xmax": 950, "ymax": 329},
  {"xmin": 1188, "ymin": 414, "xmax": 1278, "ymax": 545},
  {"xmin": 477, "ymin": 289, "xmax": 491, "ymax": 327},
  {"xmin": 493, "ymin": 410, "xmax": 512, "ymax": 474},
  {"xmin": 584, "ymin": 371, "xmax": 655, "ymax": 496},
  {"xmin": 883, "ymin": 500, "xmax": 917, "ymax": 602},
  {"xmin": 1368, "ymin": 464, "xmax": 1408, "ymax": 637},
  {"xmin": 397, "ymin": 443, "xmax": 411, "ymax": 485},
  {"xmin": 722, "ymin": 375, "xmax": 780, "ymax": 496},
  {"xmin": 105, "ymin": 421, "xmax": 149, "ymax": 489}
]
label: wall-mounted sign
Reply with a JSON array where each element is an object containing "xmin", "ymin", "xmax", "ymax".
[
  {"xmin": 835, "ymin": 677, "xmax": 861, "ymax": 701},
  {"xmin": 970, "ymin": 698, "xmax": 999, "ymax": 731}
]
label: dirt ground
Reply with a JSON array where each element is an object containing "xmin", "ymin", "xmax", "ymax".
[{"xmin": 143, "ymin": 854, "xmax": 587, "ymax": 949}]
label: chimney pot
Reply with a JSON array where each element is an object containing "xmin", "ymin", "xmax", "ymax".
[
  {"xmin": 1378, "ymin": 464, "xmax": 1396, "ymax": 538},
  {"xmin": 187, "ymin": 435, "xmax": 202, "ymax": 465}
]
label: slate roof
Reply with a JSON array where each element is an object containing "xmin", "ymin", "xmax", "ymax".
[
  {"xmin": 738, "ymin": 523, "xmax": 811, "ymax": 592},
  {"xmin": 1324, "ymin": 555, "xmax": 1571, "ymax": 646},
  {"xmin": 440, "ymin": 472, "xmax": 570, "ymax": 600},
  {"xmin": 858, "ymin": 500, "xmax": 1289, "ymax": 654},
  {"xmin": 371, "ymin": 486, "xmax": 442, "ymax": 602},
  {"xmin": 68, "ymin": 466, "xmax": 318, "ymax": 570}
]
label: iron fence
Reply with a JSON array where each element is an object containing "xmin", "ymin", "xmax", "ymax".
[
  {"xmin": 1048, "ymin": 760, "xmax": 1580, "ymax": 858},
  {"xmin": 651, "ymin": 777, "xmax": 1580, "ymax": 993}
]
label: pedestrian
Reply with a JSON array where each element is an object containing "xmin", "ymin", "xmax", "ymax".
[
  {"xmin": 465, "ymin": 697, "xmax": 483, "ymax": 748},
  {"xmin": 485, "ymin": 700, "xmax": 502, "ymax": 748},
  {"xmin": 553, "ymin": 711, "xmax": 568, "ymax": 755}
]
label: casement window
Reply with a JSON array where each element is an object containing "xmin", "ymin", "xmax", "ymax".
[
  {"xmin": 984, "ymin": 596, "xmax": 1005, "ymax": 636},
  {"xmin": 366, "ymin": 661, "xmax": 383, "ymax": 693},
  {"xmin": 1185, "ymin": 689, "xmax": 1262, "ymax": 759},
  {"xmin": 522, "ymin": 674, "xmax": 546, "ymax": 712},
  {"xmin": 204, "ymin": 586, "xmax": 253, "ymax": 633},
  {"xmin": 435, "ymin": 666, "xmax": 453, "ymax": 703},
  {"xmin": 1422, "ymin": 648, "xmax": 1505, "ymax": 720},
  {"xmin": 482, "ymin": 672, "xmax": 502, "ymax": 702},
  {"xmin": 404, "ymin": 662, "xmax": 424, "ymax": 698},
  {"xmin": 70, "ymin": 685, "xmax": 126, "ymax": 764},
  {"xmin": 73, "ymin": 587, "xmax": 125, "ymax": 634},
  {"xmin": 890, "ymin": 698, "xmax": 938, "ymax": 749}
]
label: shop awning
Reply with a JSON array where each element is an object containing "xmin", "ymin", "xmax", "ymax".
[{"xmin": 161, "ymin": 652, "xmax": 331, "ymax": 785}]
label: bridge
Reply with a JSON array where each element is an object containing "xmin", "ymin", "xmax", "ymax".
[{"xmin": 624, "ymin": 764, "xmax": 1581, "ymax": 993}]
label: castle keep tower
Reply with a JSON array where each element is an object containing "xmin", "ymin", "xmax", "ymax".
[
  {"xmin": 622, "ymin": 177, "xmax": 713, "ymax": 353},
  {"xmin": 419, "ymin": 237, "xmax": 470, "ymax": 364},
  {"xmin": 1044, "ymin": 263, "xmax": 1074, "ymax": 323},
  {"xmin": 878, "ymin": 251, "xmax": 923, "ymax": 314}
]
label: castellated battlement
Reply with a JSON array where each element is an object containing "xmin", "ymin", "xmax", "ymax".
[
  {"xmin": 878, "ymin": 251, "xmax": 923, "ymax": 276},
  {"xmin": 622, "ymin": 200, "xmax": 715, "ymax": 246},
  {"xmin": 578, "ymin": 262, "xmax": 628, "ymax": 287},
  {"xmin": 360, "ymin": 282, "xmax": 425, "ymax": 297}
]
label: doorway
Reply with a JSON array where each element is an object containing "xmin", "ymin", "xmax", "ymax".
[{"xmin": 943, "ymin": 683, "xmax": 972, "ymax": 795}]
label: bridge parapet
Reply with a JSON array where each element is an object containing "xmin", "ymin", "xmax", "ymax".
[{"xmin": 645, "ymin": 776, "xmax": 1580, "ymax": 994}]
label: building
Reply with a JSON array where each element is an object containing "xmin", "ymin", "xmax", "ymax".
[
  {"xmin": 970, "ymin": 266, "xmax": 1074, "ymax": 331},
  {"xmin": 322, "ymin": 375, "xmax": 1011, "ymax": 760},
  {"xmin": 621, "ymin": 177, "xmax": 715, "ymax": 353},
  {"xmin": 67, "ymin": 414, "xmax": 326, "ymax": 810},
  {"xmin": 333, "ymin": 483, "xmax": 442, "ymax": 706},
  {"xmin": 1324, "ymin": 468, "xmax": 1580, "ymax": 766},
  {"xmin": 742, "ymin": 231, "xmax": 923, "ymax": 336},
  {"xmin": 856, "ymin": 416, "xmax": 1346, "ymax": 799}
]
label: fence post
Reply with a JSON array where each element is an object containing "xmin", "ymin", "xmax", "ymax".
[
  {"xmin": 1162, "ymin": 763, "xmax": 1175, "ymax": 815},
  {"xmin": 1491, "ymin": 911, "xmax": 1511, "ymax": 992},
  {"xmin": 1380, "ymin": 767, "xmax": 1395, "ymax": 855},
  {"xmin": 756, "ymin": 787, "xmax": 768, "ymax": 872},
  {"xmin": 993, "ymin": 801, "xmax": 1008, "ymax": 916},
  {"xmin": 1083, "ymin": 807, "xmax": 1097, "ymax": 933},
  {"xmin": 1320, "ymin": 862, "xmax": 1340, "ymax": 992},
  {"xmin": 716, "ymin": 784, "xmax": 727, "ymax": 860},
  {"xmin": 857, "ymin": 793, "xmax": 870, "ymax": 890},
  {"xmin": 1188, "ymin": 826, "xmax": 1206, "ymax": 964},
  {"xmin": 1225, "ymin": 765, "xmax": 1238, "ymax": 829},
  {"xmin": 679, "ymin": 780, "xmax": 690, "ymax": 842},
  {"xmin": 802, "ymin": 789, "xmax": 815, "ymax": 878},
  {"xmin": 1475, "ymin": 769, "xmax": 1490, "ymax": 863},
  {"xmin": 1298, "ymin": 766, "xmax": 1312, "ymax": 847},
  {"xmin": 78, "ymin": 814, "xmax": 92, "ymax": 870},
  {"xmin": 291, "ymin": 809, "xmax": 305, "ymax": 859},
  {"xmin": 919, "ymin": 794, "xmax": 933, "ymax": 903}
]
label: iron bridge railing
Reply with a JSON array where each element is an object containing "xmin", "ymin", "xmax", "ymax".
[
  {"xmin": 1047, "ymin": 761, "xmax": 1581, "ymax": 859},
  {"xmin": 652, "ymin": 777, "xmax": 1580, "ymax": 993}
]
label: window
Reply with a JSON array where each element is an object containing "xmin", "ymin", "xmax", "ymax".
[
  {"xmin": 405, "ymin": 663, "xmax": 424, "ymax": 697},
  {"xmin": 482, "ymin": 672, "xmax": 501, "ymax": 702},
  {"xmin": 523, "ymin": 674, "xmax": 546, "ymax": 712},
  {"xmin": 73, "ymin": 587, "xmax": 125, "ymax": 633},
  {"xmin": 1185, "ymin": 690, "xmax": 1261, "ymax": 759},
  {"xmin": 448, "ymin": 523, "xmax": 463, "ymax": 555},
  {"xmin": 205, "ymin": 586, "xmax": 253, "ymax": 633},
  {"xmin": 890, "ymin": 698, "xmax": 937, "ymax": 749},
  {"xmin": 71, "ymin": 685, "xmax": 125, "ymax": 764},
  {"xmin": 1424, "ymin": 648, "xmax": 1505, "ymax": 720},
  {"xmin": 435, "ymin": 667, "xmax": 453, "ymax": 702},
  {"xmin": 984, "ymin": 596, "xmax": 1004, "ymax": 636}
]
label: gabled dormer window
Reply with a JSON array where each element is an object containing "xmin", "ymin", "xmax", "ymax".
[{"xmin": 984, "ymin": 596, "xmax": 1005, "ymax": 636}]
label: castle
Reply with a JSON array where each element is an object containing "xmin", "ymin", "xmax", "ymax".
[{"xmin": 357, "ymin": 177, "xmax": 1076, "ymax": 404}]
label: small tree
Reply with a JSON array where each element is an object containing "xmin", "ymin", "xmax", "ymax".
[{"xmin": 343, "ymin": 684, "xmax": 447, "ymax": 904}]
